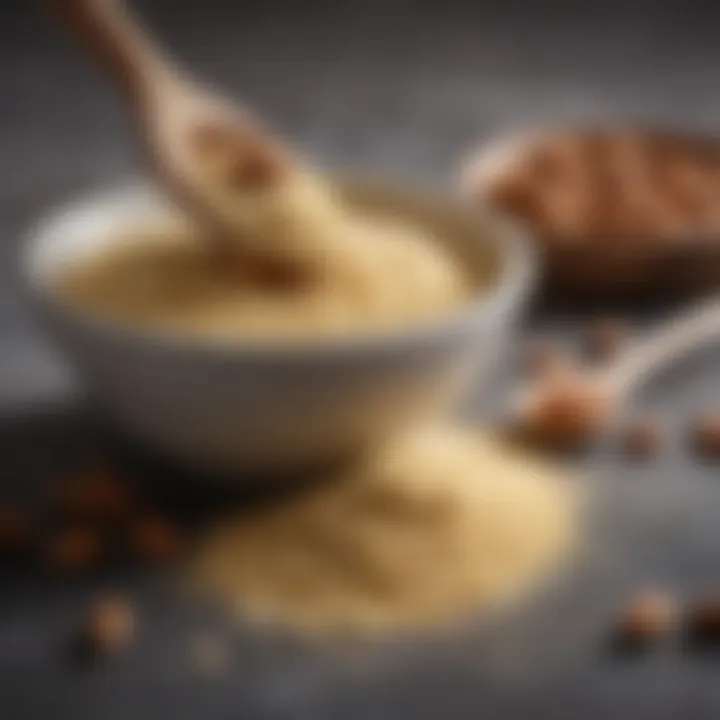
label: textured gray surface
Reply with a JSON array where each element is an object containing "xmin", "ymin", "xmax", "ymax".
[{"xmin": 4, "ymin": 1, "xmax": 720, "ymax": 718}]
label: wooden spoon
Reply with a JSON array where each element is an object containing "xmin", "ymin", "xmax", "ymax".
[{"xmin": 48, "ymin": 0, "xmax": 295, "ymax": 265}]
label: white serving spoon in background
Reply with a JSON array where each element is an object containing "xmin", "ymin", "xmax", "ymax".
[
  {"xmin": 514, "ymin": 297, "xmax": 720, "ymax": 448},
  {"xmin": 48, "ymin": 0, "xmax": 298, "ymax": 269}
]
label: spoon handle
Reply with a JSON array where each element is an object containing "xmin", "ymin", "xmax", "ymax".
[
  {"xmin": 48, "ymin": 0, "xmax": 180, "ymax": 99},
  {"xmin": 601, "ymin": 297, "xmax": 720, "ymax": 395}
]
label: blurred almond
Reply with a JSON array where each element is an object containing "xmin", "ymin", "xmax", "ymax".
[
  {"xmin": 129, "ymin": 517, "xmax": 182, "ymax": 563},
  {"xmin": 0, "ymin": 506, "xmax": 32, "ymax": 555},
  {"xmin": 85, "ymin": 596, "xmax": 135, "ymax": 653},
  {"xmin": 691, "ymin": 412, "xmax": 720, "ymax": 458},
  {"xmin": 56, "ymin": 466, "xmax": 134, "ymax": 520},
  {"xmin": 47, "ymin": 526, "xmax": 103, "ymax": 573},
  {"xmin": 613, "ymin": 588, "xmax": 676, "ymax": 651},
  {"xmin": 517, "ymin": 371, "xmax": 612, "ymax": 450}
]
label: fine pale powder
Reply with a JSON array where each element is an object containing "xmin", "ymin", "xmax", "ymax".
[
  {"xmin": 58, "ymin": 217, "xmax": 469, "ymax": 342},
  {"xmin": 57, "ymin": 165, "xmax": 472, "ymax": 344},
  {"xmin": 194, "ymin": 426, "xmax": 577, "ymax": 635}
]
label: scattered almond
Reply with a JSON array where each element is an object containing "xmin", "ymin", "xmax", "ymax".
[
  {"xmin": 56, "ymin": 466, "xmax": 133, "ymax": 520},
  {"xmin": 691, "ymin": 413, "xmax": 720, "ymax": 458},
  {"xmin": 0, "ymin": 506, "xmax": 32, "ymax": 554},
  {"xmin": 684, "ymin": 594, "xmax": 720, "ymax": 648},
  {"xmin": 612, "ymin": 589, "xmax": 676, "ymax": 651},
  {"xmin": 47, "ymin": 526, "xmax": 103, "ymax": 573},
  {"xmin": 129, "ymin": 517, "xmax": 182, "ymax": 562},
  {"xmin": 85, "ymin": 596, "xmax": 135, "ymax": 653},
  {"xmin": 516, "ymin": 371, "xmax": 613, "ymax": 449}
]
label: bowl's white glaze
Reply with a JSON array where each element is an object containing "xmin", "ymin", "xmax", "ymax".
[{"xmin": 23, "ymin": 179, "xmax": 533, "ymax": 477}]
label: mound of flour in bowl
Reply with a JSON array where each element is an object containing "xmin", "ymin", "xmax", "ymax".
[
  {"xmin": 57, "ymin": 209, "xmax": 471, "ymax": 342},
  {"xmin": 194, "ymin": 426, "xmax": 578, "ymax": 635}
]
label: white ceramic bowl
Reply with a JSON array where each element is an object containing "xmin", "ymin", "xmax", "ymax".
[{"xmin": 23, "ymin": 179, "xmax": 533, "ymax": 477}]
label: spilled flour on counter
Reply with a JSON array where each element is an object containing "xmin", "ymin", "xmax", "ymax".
[{"xmin": 194, "ymin": 426, "xmax": 578, "ymax": 635}]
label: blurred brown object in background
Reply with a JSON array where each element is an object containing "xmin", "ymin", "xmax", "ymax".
[
  {"xmin": 47, "ymin": 525, "xmax": 103, "ymax": 573},
  {"xmin": 684, "ymin": 594, "xmax": 720, "ymax": 649},
  {"xmin": 56, "ymin": 465, "xmax": 134, "ymax": 521},
  {"xmin": 589, "ymin": 129, "xmax": 658, "ymax": 237},
  {"xmin": 514, "ymin": 369, "xmax": 612, "ymax": 450},
  {"xmin": 463, "ymin": 126, "xmax": 720, "ymax": 298},
  {"xmin": 0, "ymin": 506, "xmax": 32, "ymax": 555},
  {"xmin": 654, "ymin": 138, "xmax": 720, "ymax": 228},
  {"xmin": 620, "ymin": 417, "xmax": 665, "ymax": 459},
  {"xmin": 612, "ymin": 588, "xmax": 676, "ymax": 651},
  {"xmin": 691, "ymin": 412, "xmax": 720, "ymax": 458},
  {"xmin": 84, "ymin": 596, "xmax": 135, "ymax": 654},
  {"xmin": 128, "ymin": 516, "xmax": 182, "ymax": 563},
  {"xmin": 482, "ymin": 172, "xmax": 546, "ymax": 232}
]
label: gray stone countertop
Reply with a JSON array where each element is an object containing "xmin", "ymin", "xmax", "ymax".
[{"xmin": 3, "ymin": 1, "xmax": 720, "ymax": 717}]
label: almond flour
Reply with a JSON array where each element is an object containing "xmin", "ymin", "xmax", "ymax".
[{"xmin": 194, "ymin": 426, "xmax": 577, "ymax": 635}]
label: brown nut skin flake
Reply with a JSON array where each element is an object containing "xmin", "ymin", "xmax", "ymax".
[
  {"xmin": 691, "ymin": 413, "xmax": 720, "ymax": 458},
  {"xmin": 611, "ymin": 589, "xmax": 676, "ymax": 653},
  {"xmin": 84, "ymin": 596, "xmax": 135, "ymax": 654}
]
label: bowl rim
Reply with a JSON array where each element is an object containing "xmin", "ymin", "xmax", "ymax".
[
  {"xmin": 21, "ymin": 177, "xmax": 535, "ymax": 363},
  {"xmin": 458, "ymin": 120, "xmax": 720, "ymax": 198}
]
